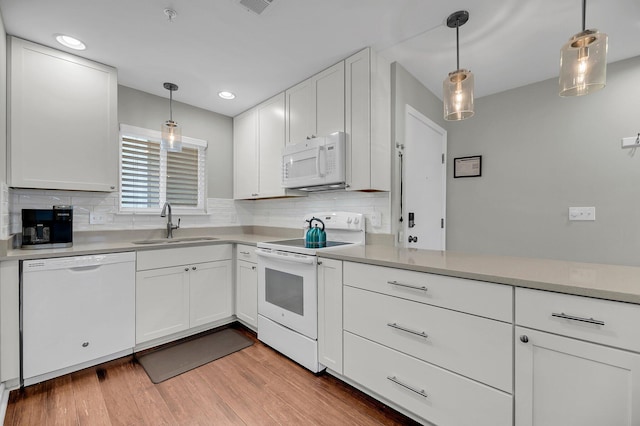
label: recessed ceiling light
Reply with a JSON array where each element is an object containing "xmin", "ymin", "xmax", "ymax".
[
  {"xmin": 218, "ymin": 91, "xmax": 236, "ymax": 100},
  {"xmin": 55, "ymin": 34, "xmax": 86, "ymax": 50}
]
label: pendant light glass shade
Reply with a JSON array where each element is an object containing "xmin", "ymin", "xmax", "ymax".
[
  {"xmin": 559, "ymin": 29, "xmax": 607, "ymax": 96},
  {"xmin": 161, "ymin": 82, "xmax": 182, "ymax": 152},
  {"xmin": 443, "ymin": 10, "xmax": 474, "ymax": 121},
  {"xmin": 161, "ymin": 119, "xmax": 182, "ymax": 152},
  {"xmin": 443, "ymin": 69, "xmax": 474, "ymax": 121}
]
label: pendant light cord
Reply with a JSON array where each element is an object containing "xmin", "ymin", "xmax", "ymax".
[
  {"xmin": 582, "ymin": 0, "xmax": 586, "ymax": 31},
  {"xmin": 456, "ymin": 22, "xmax": 460, "ymax": 70},
  {"xmin": 169, "ymin": 90, "xmax": 173, "ymax": 122}
]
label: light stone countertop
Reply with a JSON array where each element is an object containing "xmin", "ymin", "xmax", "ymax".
[
  {"xmin": 3, "ymin": 228, "xmax": 640, "ymax": 304},
  {"xmin": 318, "ymin": 245, "xmax": 640, "ymax": 305}
]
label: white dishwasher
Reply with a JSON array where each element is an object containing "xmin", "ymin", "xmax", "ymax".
[{"xmin": 22, "ymin": 252, "xmax": 136, "ymax": 386}]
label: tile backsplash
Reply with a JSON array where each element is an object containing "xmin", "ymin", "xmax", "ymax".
[{"xmin": 8, "ymin": 188, "xmax": 390, "ymax": 235}]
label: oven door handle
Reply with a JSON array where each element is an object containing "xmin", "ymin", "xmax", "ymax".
[{"xmin": 255, "ymin": 249, "xmax": 315, "ymax": 265}]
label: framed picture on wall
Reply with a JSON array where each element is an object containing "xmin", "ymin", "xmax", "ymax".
[{"xmin": 454, "ymin": 155, "xmax": 482, "ymax": 178}]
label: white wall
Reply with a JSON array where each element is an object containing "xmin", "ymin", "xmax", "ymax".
[{"xmin": 445, "ymin": 56, "xmax": 640, "ymax": 266}]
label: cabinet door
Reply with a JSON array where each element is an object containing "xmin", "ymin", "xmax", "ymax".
[
  {"xmin": 257, "ymin": 92, "xmax": 286, "ymax": 197},
  {"xmin": 318, "ymin": 258, "xmax": 343, "ymax": 373},
  {"xmin": 515, "ymin": 327, "xmax": 640, "ymax": 426},
  {"xmin": 136, "ymin": 266, "xmax": 190, "ymax": 344},
  {"xmin": 286, "ymin": 78, "xmax": 314, "ymax": 144},
  {"xmin": 314, "ymin": 61, "xmax": 344, "ymax": 138},
  {"xmin": 235, "ymin": 259, "xmax": 258, "ymax": 329},
  {"xmin": 190, "ymin": 260, "xmax": 233, "ymax": 327},
  {"xmin": 233, "ymin": 108, "xmax": 258, "ymax": 199},
  {"xmin": 9, "ymin": 37, "xmax": 117, "ymax": 192}
]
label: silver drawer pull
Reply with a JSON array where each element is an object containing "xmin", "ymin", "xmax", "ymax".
[
  {"xmin": 387, "ymin": 280, "xmax": 428, "ymax": 292},
  {"xmin": 551, "ymin": 312, "xmax": 605, "ymax": 326},
  {"xmin": 387, "ymin": 376, "xmax": 428, "ymax": 398},
  {"xmin": 387, "ymin": 322, "xmax": 428, "ymax": 339},
  {"xmin": 240, "ymin": 251, "xmax": 250, "ymax": 255}
]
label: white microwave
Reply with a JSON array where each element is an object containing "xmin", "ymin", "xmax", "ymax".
[{"xmin": 281, "ymin": 132, "xmax": 346, "ymax": 191}]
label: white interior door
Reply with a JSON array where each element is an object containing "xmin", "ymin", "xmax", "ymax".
[{"xmin": 403, "ymin": 105, "xmax": 446, "ymax": 250}]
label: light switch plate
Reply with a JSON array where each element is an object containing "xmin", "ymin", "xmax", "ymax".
[{"xmin": 569, "ymin": 207, "xmax": 595, "ymax": 221}]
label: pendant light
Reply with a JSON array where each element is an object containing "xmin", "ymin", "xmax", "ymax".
[
  {"xmin": 161, "ymin": 82, "xmax": 182, "ymax": 152},
  {"xmin": 559, "ymin": 0, "xmax": 607, "ymax": 97},
  {"xmin": 443, "ymin": 10, "xmax": 474, "ymax": 121}
]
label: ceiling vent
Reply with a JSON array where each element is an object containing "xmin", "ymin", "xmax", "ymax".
[{"xmin": 236, "ymin": 0, "xmax": 274, "ymax": 15}]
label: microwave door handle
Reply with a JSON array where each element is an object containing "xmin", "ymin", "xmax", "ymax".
[{"xmin": 316, "ymin": 146, "xmax": 324, "ymax": 177}]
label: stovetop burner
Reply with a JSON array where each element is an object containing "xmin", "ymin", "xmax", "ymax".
[{"xmin": 265, "ymin": 239, "xmax": 352, "ymax": 250}]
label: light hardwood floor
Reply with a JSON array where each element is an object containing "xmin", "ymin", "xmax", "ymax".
[{"xmin": 4, "ymin": 326, "xmax": 420, "ymax": 425}]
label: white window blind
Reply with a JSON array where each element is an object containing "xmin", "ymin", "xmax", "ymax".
[{"xmin": 119, "ymin": 124, "xmax": 206, "ymax": 212}]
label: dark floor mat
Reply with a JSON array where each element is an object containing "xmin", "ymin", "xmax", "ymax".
[{"xmin": 136, "ymin": 328, "xmax": 253, "ymax": 383}]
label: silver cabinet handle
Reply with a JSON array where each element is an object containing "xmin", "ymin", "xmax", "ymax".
[
  {"xmin": 387, "ymin": 322, "xmax": 428, "ymax": 339},
  {"xmin": 184, "ymin": 268, "xmax": 189, "ymax": 271},
  {"xmin": 251, "ymin": 266, "xmax": 256, "ymax": 271},
  {"xmin": 240, "ymin": 251, "xmax": 250, "ymax": 255},
  {"xmin": 387, "ymin": 376, "xmax": 428, "ymax": 398},
  {"xmin": 387, "ymin": 280, "xmax": 428, "ymax": 292},
  {"xmin": 192, "ymin": 266, "xmax": 197, "ymax": 270},
  {"xmin": 552, "ymin": 312, "xmax": 605, "ymax": 326}
]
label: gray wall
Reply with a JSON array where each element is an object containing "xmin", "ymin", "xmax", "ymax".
[
  {"xmin": 445, "ymin": 56, "xmax": 640, "ymax": 266},
  {"xmin": 117, "ymin": 85, "xmax": 233, "ymax": 199},
  {"xmin": 390, "ymin": 62, "xmax": 447, "ymax": 237}
]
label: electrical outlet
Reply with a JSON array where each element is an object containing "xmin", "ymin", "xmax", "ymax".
[
  {"xmin": 569, "ymin": 207, "xmax": 595, "ymax": 221},
  {"xmin": 90, "ymin": 213, "xmax": 107, "ymax": 224},
  {"xmin": 370, "ymin": 212, "xmax": 382, "ymax": 228}
]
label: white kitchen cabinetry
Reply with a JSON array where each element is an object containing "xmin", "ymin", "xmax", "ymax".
[
  {"xmin": 342, "ymin": 261, "xmax": 513, "ymax": 425},
  {"xmin": 234, "ymin": 92, "xmax": 287, "ymax": 199},
  {"xmin": 136, "ymin": 245, "xmax": 233, "ymax": 346},
  {"xmin": 317, "ymin": 258, "xmax": 343, "ymax": 373},
  {"xmin": 515, "ymin": 288, "xmax": 640, "ymax": 426},
  {"xmin": 235, "ymin": 244, "xmax": 258, "ymax": 330},
  {"xmin": 0, "ymin": 261, "xmax": 20, "ymax": 386},
  {"xmin": 345, "ymin": 48, "xmax": 390, "ymax": 191},
  {"xmin": 8, "ymin": 37, "xmax": 118, "ymax": 192},
  {"xmin": 285, "ymin": 61, "xmax": 344, "ymax": 144}
]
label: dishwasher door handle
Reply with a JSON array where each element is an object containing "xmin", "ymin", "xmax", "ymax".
[{"xmin": 69, "ymin": 265, "xmax": 103, "ymax": 272}]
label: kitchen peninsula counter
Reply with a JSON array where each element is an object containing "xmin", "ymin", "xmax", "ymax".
[{"xmin": 318, "ymin": 245, "xmax": 640, "ymax": 305}]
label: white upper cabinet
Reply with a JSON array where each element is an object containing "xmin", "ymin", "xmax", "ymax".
[
  {"xmin": 286, "ymin": 61, "xmax": 344, "ymax": 145},
  {"xmin": 345, "ymin": 48, "xmax": 390, "ymax": 192},
  {"xmin": 233, "ymin": 92, "xmax": 286, "ymax": 199},
  {"xmin": 8, "ymin": 37, "xmax": 118, "ymax": 192}
]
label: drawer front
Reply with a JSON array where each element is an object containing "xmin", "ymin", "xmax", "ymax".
[
  {"xmin": 235, "ymin": 244, "xmax": 257, "ymax": 263},
  {"xmin": 344, "ymin": 261, "xmax": 513, "ymax": 322},
  {"xmin": 137, "ymin": 244, "xmax": 232, "ymax": 271},
  {"xmin": 344, "ymin": 332, "xmax": 512, "ymax": 426},
  {"xmin": 516, "ymin": 287, "xmax": 640, "ymax": 352},
  {"xmin": 344, "ymin": 286, "xmax": 512, "ymax": 392}
]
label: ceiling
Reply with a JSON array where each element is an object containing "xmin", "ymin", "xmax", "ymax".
[{"xmin": 0, "ymin": 0, "xmax": 638, "ymax": 118}]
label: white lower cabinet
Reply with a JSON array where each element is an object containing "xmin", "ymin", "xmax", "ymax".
[
  {"xmin": 515, "ymin": 287, "xmax": 640, "ymax": 425},
  {"xmin": 136, "ymin": 245, "xmax": 233, "ymax": 345},
  {"xmin": 339, "ymin": 261, "xmax": 513, "ymax": 425},
  {"xmin": 515, "ymin": 327, "xmax": 640, "ymax": 426},
  {"xmin": 344, "ymin": 332, "xmax": 512, "ymax": 426},
  {"xmin": 318, "ymin": 258, "xmax": 343, "ymax": 373},
  {"xmin": 235, "ymin": 245, "xmax": 258, "ymax": 329}
]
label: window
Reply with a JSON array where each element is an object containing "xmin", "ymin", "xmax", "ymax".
[{"xmin": 119, "ymin": 124, "xmax": 207, "ymax": 213}]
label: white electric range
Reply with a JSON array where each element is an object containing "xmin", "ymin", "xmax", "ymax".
[{"xmin": 256, "ymin": 212, "xmax": 365, "ymax": 372}]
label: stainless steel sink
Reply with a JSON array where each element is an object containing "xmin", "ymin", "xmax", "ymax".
[{"xmin": 131, "ymin": 236, "xmax": 218, "ymax": 245}]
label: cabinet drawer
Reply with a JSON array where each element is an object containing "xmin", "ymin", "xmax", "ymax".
[
  {"xmin": 137, "ymin": 244, "xmax": 232, "ymax": 271},
  {"xmin": 516, "ymin": 288, "xmax": 640, "ymax": 352},
  {"xmin": 344, "ymin": 262, "xmax": 512, "ymax": 322},
  {"xmin": 235, "ymin": 244, "xmax": 257, "ymax": 263},
  {"xmin": 344, "ymin": 286, "xmax": 512, "ymax": 392},
  {"xmin": 344, "ymin": 332, "xmax": 512, "ymax": 426}
]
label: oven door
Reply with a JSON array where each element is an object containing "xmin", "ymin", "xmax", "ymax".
[{"xmin": 256, "ymin": 248, "xmax": 318, "ymax": 339}]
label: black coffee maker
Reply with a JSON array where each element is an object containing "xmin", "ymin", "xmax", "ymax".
[{"xmin": 21, "ymin": 206, "xmax": 73, "ymax": 249}]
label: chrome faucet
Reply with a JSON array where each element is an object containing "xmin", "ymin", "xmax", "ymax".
[{"xmin": 160, "ymin": 201, "xmax": 180, "ymax": 238}]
